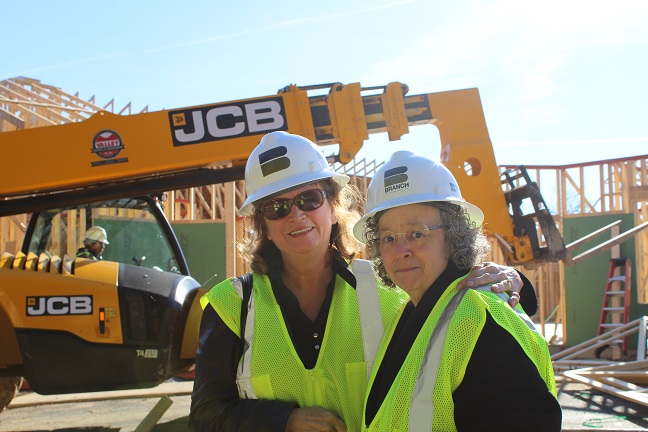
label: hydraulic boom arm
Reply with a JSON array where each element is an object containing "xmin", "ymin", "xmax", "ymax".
[{"xmin": 0, "ymin": 81, "xmax": 564, "ymax": 267}]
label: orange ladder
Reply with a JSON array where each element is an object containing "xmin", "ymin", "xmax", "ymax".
[{"xmin": 597, "ymin": 258, "xmax": 632, "ymax": 354}]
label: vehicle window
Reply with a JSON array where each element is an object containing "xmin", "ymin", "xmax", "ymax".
[{"xmin": 27, "ymin": 198, "xmax": 180, "ymax": 273}]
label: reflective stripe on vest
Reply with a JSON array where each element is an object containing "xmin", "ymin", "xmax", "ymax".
[
  {"xmin": 409, "ymin": 288, "xmax": 469, "ymax": 430},
  {"xmin": 352, "ymin": 259, "xmax": 384, "ymax": 376},
  {"xmin": 233, "ymin": 277, "xmax": 258, "ymax": 399}
]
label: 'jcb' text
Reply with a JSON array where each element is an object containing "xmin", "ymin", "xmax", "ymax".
[
  {"xmin": 26, "ymin": 296, "xmax": 93, "ymax": 316},
  {"xmin": 169, "ymin": 97, "xmax": 288, "ymax": 146}
]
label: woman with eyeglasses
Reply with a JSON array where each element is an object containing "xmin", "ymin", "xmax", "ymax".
[
  {"xmin": 189, "ymin": 132, "xmax": 538, "ymax": 432},
  {"xmin": 354, "ymin": 151, "xmax": 562, "ymax": 431}
]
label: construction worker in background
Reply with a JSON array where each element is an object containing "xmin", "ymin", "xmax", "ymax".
[
  {"xmin": 76, "ymin": 226, "xmax": 109, "ymax": 260},
  {"xmin": 190, "ymin": 131, "xmax": 538, "ymax": 432},
  {"xmin": 354, "ymin": 151, "xmax": 561, "ymax": 431}
]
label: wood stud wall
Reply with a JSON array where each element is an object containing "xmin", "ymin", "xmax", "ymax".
[{"xmin": 501, "ymin": 156, "xmax": 648, "ymax": 307}]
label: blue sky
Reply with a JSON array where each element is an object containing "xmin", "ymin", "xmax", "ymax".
[{"xmin": 3, "ymin": 0, "xmax": 647, "ymax": 167}]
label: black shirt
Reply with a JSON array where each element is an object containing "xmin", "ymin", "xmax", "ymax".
[{"xmin": 269, "ymin": 271, "xmax": 336, "ymax": 369}]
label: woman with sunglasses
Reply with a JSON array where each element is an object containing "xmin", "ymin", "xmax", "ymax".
[
  {"xmin": 354, "ymin": 151, "xmax": 561, "ymax": 431},
  {"xmin": 190, "ymin": 132, "xmax": 538, "ymax": 432}
]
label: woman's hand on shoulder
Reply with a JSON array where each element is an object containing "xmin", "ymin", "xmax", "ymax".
[
  {"xmin": 456, "ymin": 262, "xmax": 522, "ymax": 308},
  {"xmin": 286, "ymin": 407, "xmax": 347, "ymax": 432}
]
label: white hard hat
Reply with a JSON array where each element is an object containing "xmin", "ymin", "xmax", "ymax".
[
  {"xmin": 353, "ymin": 151, "xmax": 484, "ymax": 242},
  {"xmin": 239, "ymin": 131, "xmax": 350, "ymax": 216},
  {"xmin": 85, "ymin": 226, "xmax": 109, "ymax": 244}
]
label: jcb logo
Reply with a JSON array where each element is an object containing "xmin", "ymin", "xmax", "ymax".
[
  {"xmin": 26, "ymin": 296, "xmax": 93, "ymax": 316},
  {"xmin": 169, "ymin": 97, "xmax": 287, "ymax": 146}
]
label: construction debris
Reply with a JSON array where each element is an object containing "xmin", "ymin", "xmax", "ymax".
[{"xmin": 553, "ymin": 316, "xmax": 648, "ymax": 408}]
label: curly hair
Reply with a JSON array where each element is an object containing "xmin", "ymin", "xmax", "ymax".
[
  {"xmin": 363, "ymin": 202, "xmax": 490, "ymax": 288},
  {"xmin": 240, "ymin": 179, "xmax": 364, "ymax": 275}
]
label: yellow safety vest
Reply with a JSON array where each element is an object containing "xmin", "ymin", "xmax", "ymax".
[
  {"xmin": 202, "ymin": 269, "xmax": 407, "ymax": 432},
  {"xmin": 363, "ymin": 278, "xmax": 557, "ymax": 432}
]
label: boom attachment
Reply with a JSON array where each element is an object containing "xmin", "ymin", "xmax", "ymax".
[{"xmin": 499, "ymin": 167, "xmax": 567, "ymax": 267}]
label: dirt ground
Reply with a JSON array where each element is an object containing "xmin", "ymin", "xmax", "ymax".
[{"xmin": 0, "ymin": 378, "xmax": 646, "ymax": 431}]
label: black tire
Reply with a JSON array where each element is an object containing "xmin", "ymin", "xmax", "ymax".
[{"xmin": 0, "ymin": 377, "xmax": 22, "ymax": 412}]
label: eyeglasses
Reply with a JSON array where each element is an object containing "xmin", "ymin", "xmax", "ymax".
[
  {"xmin": 260, "ymin": 189, "xmax": 327, "ymax": 220},
  {"xmin": 376, "ymin": 224, "xmax": 443, "ymax": 249}
]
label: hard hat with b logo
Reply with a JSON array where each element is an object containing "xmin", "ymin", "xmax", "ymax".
[
  {"xmin": 353, "ymin": 150, "xmax": 484, "ymax": 242},
  {"xmin": 239, "ymin": 131, "xmax": 349, "ymax": 216},
  {"xmin": 84, "ymin": 226, "xmax": 109, "ymax": 244}
]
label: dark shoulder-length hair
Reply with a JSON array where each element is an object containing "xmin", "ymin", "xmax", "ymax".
[
  {"xmin": 363, "ymin": 202, "xmax": 490, "ymax": 288},
  {"xmin": 240, "ymin": 179, "xmax": 364, "ymax": 275}
]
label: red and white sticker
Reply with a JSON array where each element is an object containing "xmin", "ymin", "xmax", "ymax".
[{"xmin": 92, "ymin": 130, "xmax": 124, "ymax": 159}]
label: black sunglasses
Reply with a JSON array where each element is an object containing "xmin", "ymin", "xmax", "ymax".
[{"xmin": 260, "ymin": 189, "xmax": 327, "ymax": 220}]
